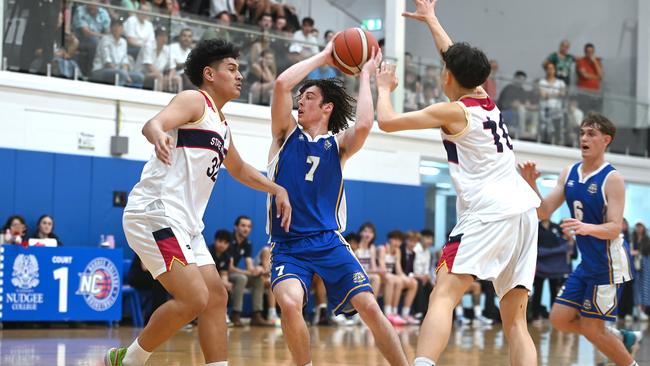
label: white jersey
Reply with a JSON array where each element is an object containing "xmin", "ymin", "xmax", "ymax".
[
  {"xmin": 126, "ymin": 90, "xmax": 231, "ymax": 235},
  {"xmin": 441, "ymin": 96, "xmax": 539, "ymax": 222}
]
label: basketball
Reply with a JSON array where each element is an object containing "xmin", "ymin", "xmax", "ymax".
[{"xmin": 331, "ymin": 27, "xmax": 379, "ymax": 75}]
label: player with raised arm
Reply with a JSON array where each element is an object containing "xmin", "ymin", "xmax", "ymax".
[
  {"xmin": 267, "ymin": 41, "xmax": 408, "ymax": 366},
  {"xmin": 104, "ymin": 39, "xmax": 291, "ymax": 366},
  {"xmin": 376, "ymin": 1, "xmax": 540, "ymax": 365},
  {"xmin": 519, "ymin": 113, "xmax": 641, "ymax": 366}
]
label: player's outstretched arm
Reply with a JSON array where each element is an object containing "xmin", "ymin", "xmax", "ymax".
[
  {"xmin": 271, "ymin": 42, "xmax": 335, "ymax": 143},
  {"xmin": 519, "ymin": 162, "xmax": 568, "ymax": 220},
  {"xmin": 403, "ymin": 0, "xmax": 452, "ymax": 57},
  {"xmin": 224, "ymin": 139, "xmax": 292, "ymax": 232},
  {"xmin": 561, "ymin": 171, "xmax": 625, "ymax": 240},
  {"xmin": 142, "ymin": 90, "xmax": 205, "ymax": 165},
  {"xmin": 337, "ymin": 48, "xmax": 382, "ymax": 164}
]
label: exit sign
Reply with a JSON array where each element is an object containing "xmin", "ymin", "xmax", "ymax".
[{"xmin": 361, "ymin": 19, "xmax": 382, "ymax": 31}]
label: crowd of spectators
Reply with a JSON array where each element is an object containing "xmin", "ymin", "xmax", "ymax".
[{"xmin": 2, "ymin": 214, "xmax": 63, "ymax": 246}]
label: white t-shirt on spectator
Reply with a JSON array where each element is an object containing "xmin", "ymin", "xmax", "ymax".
[
  {"xmin": 209, "ymin": 0, "xmax": 235, "ymax": 18},
  {"xmin": 413, "ymin": 243, "xmax": 432, "ymax": 277},
  {"xmin": 136, "ymin": 41, "xmax": 176, "ymax": 73},
  {"xmin": 289, "ymin": 30, "xmax": 319, "ymax": 55},
  {"xmin": 170, "ymin": 43, "xmax": 192, "ymax": 73},
  {"xmin": 124, "ymin": 15, "xmax": 155, "ymax": 46},
  {"xmin": 538, "ymin": 78, "xmax": 565, "ymax": 110},
  {"xmin": 92, "ymin": 35, "xmax": 129, "ymax": 71}
]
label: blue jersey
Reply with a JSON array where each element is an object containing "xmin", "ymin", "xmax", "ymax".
[
  {"xmin": 564, "ymin": 162, "xmax": 631, "ymax": 284},
  {"xmin": 267, "ymin": 127, "xmax": 346, "ymax": 241}
]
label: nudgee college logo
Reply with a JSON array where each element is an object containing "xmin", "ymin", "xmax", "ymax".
[
  {"xmin": 76, "ymin": 257, "xmax": 120, "ymax": 311},
  {"xmin": 11, "ymin": 254, "xmax": 40, "ymax": 290}
]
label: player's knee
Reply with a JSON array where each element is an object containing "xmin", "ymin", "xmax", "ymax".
[
  {"xmin": 210, "ymin": 281, "xmax": 229, "ymax": 309},
  {"xmin": 549, "ymin": 311, "xmax": 569, "ymax": 331},
  {"xmin": 276, "ymin": 292, "xmax": 302, "ymax": 314},
  {"xmin": 180, "ymin": 285, "xmax": 210, "ymax": 319}
]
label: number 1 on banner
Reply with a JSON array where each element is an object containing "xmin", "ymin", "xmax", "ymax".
[{"xmin": 53, "ymin": 267, "xmax": 68, "ymax": 313}]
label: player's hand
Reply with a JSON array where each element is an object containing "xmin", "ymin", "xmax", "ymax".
[
  {"xmin": 321, "ymin": 39, "xmax": 336, "ymax": 67},
  {"xmin": 376, "ymin": 62, "xmax": 398, "ymax": 92},
  {"xmin": 560, "ymin": 218, "xmax": 592, "ymax": 237},
  {"xmin": 274, "ymin": 186, "xmax": 292, "ymax": 232},
  {"xmin": 518, "ymin": 161, "xmax": 540, "ymax": 185},
  {"xmin": 361, "ymin": 47, "xmax": 382, "ymax": 77},
  {"xmin": 154, "ymin": 131, "xmax": 174, "ymax": 165},
  {"xmin": 402, "ymin": 0, "xmax": 437, "ymax": 23}
]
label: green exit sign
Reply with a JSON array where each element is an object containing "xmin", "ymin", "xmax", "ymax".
[{"xmin": 361, "ymin": 19, "xmax": 382, "ymax": 31}]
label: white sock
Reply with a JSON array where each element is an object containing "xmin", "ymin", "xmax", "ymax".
[
  {"xmin": 205, "ymin": 362, "xmax": 227, "ymax": 366},
  {"xmin": 401, "ymin": 307, "xmax": 411, "ymax": 317},
  {"xmin": 123, "ymin": 338, "xmax": 152, "ymax": 366},
  {"xmin": 473, "ymin": 305, "xmax": 482, "ymax": 317},
  {"xmin": 268, "ymin": 307, "xmax": 277, "ymax": 319},
  {"xmin": 384, "ymin": 305, "xmax": 393, "ymax": 315},
  {"xmin": 413, "ymin": 356, "xmax": 436, "ymax": 366},
  {"xmin": 454, "ymin": 305, "xmax": 464, "ymax": 318},
  {"xmin": 628, "ymin": 362, "xmax": 638, "ymax": 366},
  {"xmin": 303, "ymin": 363, "xmax": 313, "ymax": 366},
  {"xmin": 607, "ymin": 326, "xmax": 623, "ymax": 341}
]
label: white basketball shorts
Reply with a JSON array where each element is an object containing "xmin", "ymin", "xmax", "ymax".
[
  {"xmin": 123, "ymin": 201, "xmax": 214, "ymax": 279},
  {"xmin": 436, "ymin": 208, "xmax": 538, "ymax": 298}
]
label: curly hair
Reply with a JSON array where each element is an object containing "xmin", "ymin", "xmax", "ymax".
[
  {"xmin": 580, "ymin": 112, "xmax": 616, "ymax": 145},
  {"xmin": 441, "ymin": 42, "xmax": 491, "ymax": 89},
  {"xmin": 184, "ymin": 39, "xmax": 240, "ymax": 87},
  {"xmin": 298, "ymin": 78, "xmax": 355, "ymax": 134}
]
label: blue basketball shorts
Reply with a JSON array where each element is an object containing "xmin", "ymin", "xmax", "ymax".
[
  {"xmin": 270, "ymin": 230, "xmax": 372, "ymax": 315},
  {"xmin": 555, "ymin": 270, "xmax": 623, "ymax": 321}
]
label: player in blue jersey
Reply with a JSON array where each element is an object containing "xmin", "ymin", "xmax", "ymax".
[
  {"xmin": 267, "ymin": 41, "xmax": 408, "ymax": 365},
  {"xmin": 520, "ymin": 113, "xmax": 641, "ymax": 366}
]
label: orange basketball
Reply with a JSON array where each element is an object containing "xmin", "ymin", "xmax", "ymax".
[{"xmin": 331, "ymin": 28, "xmax": 379, "ymax": 75}]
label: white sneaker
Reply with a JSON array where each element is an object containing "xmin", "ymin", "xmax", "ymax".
[
  {"xmin": 474, "ymin": 315, "xmax": 493, "ymax": 325},
  {"xmin": 332, "ymin": 314, "xmax": 348, "ymax": 326},
  {"xmin": 455, "ymin": 316, "xmax": 471, "ymax": 326},
  {"xmin": 625, "ymin": 314, "xmax": 634, "ymax": 323}
]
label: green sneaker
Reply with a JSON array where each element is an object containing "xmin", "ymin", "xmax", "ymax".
[
  {"xmin": 104, "ymin": 347, "xmax": 127, "ymax": 366},
  {"xmin": 621, "ymin": 329, "xmax": 643, "ymax": 353}
]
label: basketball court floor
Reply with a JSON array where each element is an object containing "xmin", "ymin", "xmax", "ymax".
[{"xmin": 1, "ymin": 320, "xmax": 648, "ymax": 365}]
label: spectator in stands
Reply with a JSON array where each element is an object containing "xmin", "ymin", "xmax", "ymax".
[
  {"xmin": 136, "ymin": 26, "xmax": 181, "ymax": 91},
  {"xmin": 209, "ymin": 0, "xmax": 236, "ymax": 18},
  {"xmin": 481, "ymin": 59, "xmax": 498, "ymax": 99},
  {"xmin": 403, "ymin": 69, "xmax": 421, "ymax": 112},
  {"xmin": 531, "ymin": 219, "xmax": 571, "ymax": 324},
  {"xmin": 248, "ymin": 12, "xmax": 275, "ymax": 62},
  {"xmin": 170, "ymin": 28, "xmax": 194, "ymax": 90},
  {"xmin": 121, "ymin": 0, "xmax": 144, "ymax": 12},
  {"xmin": 72, "ymin": 3, "xmax": 111, "ymax": 74},
  {"xmin": 123, "ymin": 2, "xmax": 155, "ymax": 59},
  {"xmin": 228, "ymin": 216, "xmax": 272, "ymax": 326},
  {"xmin": 497, "ymin": 71, "xmax": 536, "ymax": 139},
  {"xmin": 273, "ymin": 15, "xmax": 287, "ymax": 33},
  {"xmin": 379, "ymin": 230, "xmax": 419, "ymax": 325},
  {"xmin": 201, "ymin": 11, "xmax": 234, "ymax": 44},
  {"xmin": 248, "ymin": 49, "xmax": 276, "ymax": 105},
  {"xmin": 544, "ymin": 40, "xmax": 574, "ymax": 85},
  {"xmin": 413, "ymin": 230, "xmax": 433, "ymax": 318},
  {"xmin": 419, "ymin": 82, "xmax": 441, "ymax": 109},
  {"xmin": 454, "ymin": 281, "xmax": 493, "ymax": 325},
  {"xmin": 151, "ymin": 0, "xmax": 180, "ymax": 16},
  {"xmin": 633, "ymin": 221, "xmax": 650, "ymax": 321},
  {"xmin": 576, "ymin": 43, "xmax": 604, "ymax": 112},
  {"xmin": 127, "ymin": 254, "xmax": 169, "ymax": 325},
  {"xmin": 210, "ymin": 229, "xmax": 233, "ymax": 291},
  {"xmin": 29, "ymin": 214, "xmax": 62, "ymax": 246},
  {"xmin": 565, "ymin": 99, "xmax": 584, "ymax": 147},
  {"xmin": 254, "ymin": 243, "xmax": 278, "ymax": 325},
  {"xmin": 2, "ymin": 215, "xmax": 27, "ymax": 245},
  {"xmin": 91, "ymin": 18, "xmax": 144, "ymax": 87},
  {"xmin": 538, "ymin": 62, "xmax": 566, "ymax": 144},
  {"xmin": 288, "ymin": 17, "xmax": 319, "ymax": 63},
  {"xmin": 345, "ymin": 232, "xmax": 360, "ymax": 251},
  {"xmin": 52, "ymin": 36, "xmax": 82, "ymax": 79},
  {"xmin": 306, "ymin": 31, "xmax": 339, "ymax": 80},
  {"xmin": 401, "ymin": 231, "xmax": 422, "ymax": 321},
  {"xmin": 354, "ymin": 227, "xmax": 381, "ymax": 295}
]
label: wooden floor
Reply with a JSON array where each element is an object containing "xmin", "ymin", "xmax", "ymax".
[{"xmin": 1, "ymin": 320, "xmax": 649, "ymax": 365}]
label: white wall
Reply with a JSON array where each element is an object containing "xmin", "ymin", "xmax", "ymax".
[{"xmin": 1, "ymin": 71, "xmax": 649, "ymax": 187}]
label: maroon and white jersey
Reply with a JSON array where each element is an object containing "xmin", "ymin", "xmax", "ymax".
[
  {"xmin": 441, "ymin": 96, "xmax": 539, "ymax": 223},
  {"xmin": 126, "ymin": 90, "xmax": 231, "ymax": 235}
]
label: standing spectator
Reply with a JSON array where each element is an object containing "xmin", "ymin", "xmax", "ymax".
[
  {"xmin": 576, "ymin": 43, "xmax": 604, "ymax": 112},
  {"xmin": 544, "ymin": 40, "xmax": 574, "ymax": 85},
  {"xmin": 481, "ymin": 59, "xmax": 498, "ymax": 99},
  {"xmin": 170, "ymin": 28, "xmax": 194, "ymax": 90},
  {"xmin": 91, "ymin": 18, "xmax": 144, "ymax": 87},
  {"xmin": 228, "ymin": 216, "xmax": 272, "ymax": 326},
  {"xmin": 531, "ymin": 219, "xmax": 571, "ymax": 323},
  {"xmin": 248, "ymin": 49, "xmax": 276, "ymax": 105},
  {"xmin": 633, "ymin": 221, "xmax": 650, "ymax": 321},
  {"xmin": 136, "ymin": 26, "xmax": 180, "ymax": 91},
  {"xmin": 538, "ymin": 62, "xmax": 566, "ymax": 144},
  {"xmin": 209, "ymin": 0, "xmax": 235, "ymax": 18},
  {"xmin": 123, "ymin": 2, "xmax": 155, "ymax": 59},
  {"xmin": 565, "ymin": 99, "xmax": 584, "ymax": 147},
  {"xmin": 288, "ymin": 17, "xmax": 319, "ymax": 63},
  {"xmin": 72, "ymin": 3, "xmax": 111, "ymax": 75},
  {"xmin": 413, "ymin": 230, "xmax": 434, "ymax": 318},
  {"xmin": 2, "ymin": 215, "xmax": 27, "ymax": 245},
  {"xmin": 30, "ymin": 215, "xmax": 62, "ymax": 246}
]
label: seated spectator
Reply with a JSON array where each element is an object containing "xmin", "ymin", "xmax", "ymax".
[
  {"xmin": 72, "ymin": 3, "xmax": 111, "ymax": 74},
  {"xmin": 288, "ymin": 17, "xmax": 319, "ymax": 64},
  {"xmin": 91, "ymin": 18, "xmax": 145, "ymax": 87},
  {"xmin": 576, "ymin": 43, "xmax": 604, "ymax": 113},
  {"xmin": 151, "ymin": 0, "xmax": 180, "ymax": 16},
  {"xmin": 136, "ymin": 26, "xmax": 181, "ymax": 92},
  {"xmin": 378, "ymin": 230, "xmax": 418, "ymax": 325},
  {"xmin": 481, "ymin": 59, "xmax": 498, "ymax": 99},
  {"xmin": 236, "ymin": 0, "xmax": 275, "ymax": 25},
  {"xmin": 51, "ymin": 31, "xmax": 82, "ymax": 79},
  {"xmin": 354, "ymin": 226, "xmax": 381, "ymax": 295},
  {"xmin": 497, "ymin": 71, "xmax": 538, "ymax": 140},
  {"xmin": 127, "ymin": 254, "xmax": 169, "ymax": 325},
  {"xmin": 254, "ymin": 243, "xmax": 278, "ymax": 325},
  {"xmin": 29, "ymin": 214, "xmax": 62, "ymax": 246},
  {"xmin": 400, "ymin": 231, "xmax": 421, "ymax": 323},
  {"xmin": 538, "ymin": 62, "xmax": 566, "ymax": 144},
  {"xmin": 544, "ymin": 39, "xmax": 574, "ymax": 85},
  {"xmin": 403, "ymin": 69, "xmax": 421, "ymax": 112},
  {"xmin": 418, "ymin": 82, "xmax": 441, "ymax": 109},
  {"xmin": 121, "ymin": 0, "xmax": 143, "ymax": 12},
  {"xmin": 345, "ymin": 232, "xmax": 360, "ymax": 251},
  {"xmin": 306, "ymin": 31, "xmax": 339, "ymax": 81},
  {"xmin": 565, "ymin": 99, "xmax": 584, "ymax": 147},
  {"xmin": 123, "ymin": 2, "xmax": 155, "ymax": 59},
  {"xmin": 209, "ymin": 230, "xmax": 233, "ymax": 291},
  {"xmin": 170, "ymin": 28, "xmax": 194, "ymax": 90},
  {"xmin": 412, "ymin": 230, "xmax": 434, "ymax": 318},
  {"xmin": 454, "ymin": 281, "xmax": 493, "ymax": 325},
  {"xmin": 201, "ymin": 11, "xmax": 234, "ymax": 44},
  {"xmin": 209, "ymin": 0, "xmax": 235, "ymax": 18},
  {"xmin": 248, "ymin": 12, "xmax": 276, "ymax": 63},
  {"xmin": 273, "ymin": 15, "xmax": 287, "ymax": 33},
  {"xmin": 228, "ymin": 216, "xmax": 272, "ymax": 326},
  {"xmin": 248, "ymin": 49, "xmax": 276, "ymax": 105},
  {"xmin": 2, "ymin": 215, "xmax": 27, "ymax": 246}
]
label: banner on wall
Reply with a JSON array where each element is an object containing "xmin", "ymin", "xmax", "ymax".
[{"xmin": 0, "ymin": 245, "xmax": 123, "ymax": 321}]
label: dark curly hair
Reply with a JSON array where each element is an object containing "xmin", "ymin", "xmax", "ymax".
[
  {"xmin": 298, "ymin": 78, "xmax": 355, "ymax": 134},
  {"xmin": 184, "ymin": 39, "xmax": 240, "ymax": 87},
  {"xmin": 441, "ymin": 42, "xmax": 491, "ymax": 89}
]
